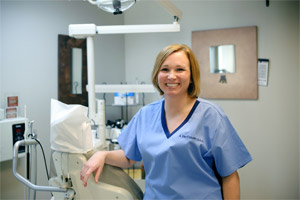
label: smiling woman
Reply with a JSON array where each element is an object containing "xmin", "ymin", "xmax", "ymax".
[
  {"xmin": 151, "ymin": 44, "xmax": 200, "ymax": 98},
  {"xmin": 157, "ymin": 51, "xmax": 191, "ymax": 98},
  {"xmin": 81, "ymin": 44, "xmax": 252, "ymax": 199}
]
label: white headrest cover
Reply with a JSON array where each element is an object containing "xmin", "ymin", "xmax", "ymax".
[{"xmin": 50, "ymin": 99, "xmax": 93, "ymax": 153}]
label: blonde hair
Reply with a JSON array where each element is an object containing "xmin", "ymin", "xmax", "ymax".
[{"xmin": 151, "ymin": 44, "xmax": 200, "ymax": 98}]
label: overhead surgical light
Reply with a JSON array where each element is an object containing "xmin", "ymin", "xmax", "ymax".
[{"xmin": 87, "ymin": 0, "xmax": 136, "ymax": 15}]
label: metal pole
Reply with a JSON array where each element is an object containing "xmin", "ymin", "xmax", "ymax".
[
  {"xmin": 87, "ymin": 36, "xmax": 96, "ymax": 121},
  {"xmin": 32, "ymin": 143, "xmax": 37, "ymax": 199}
]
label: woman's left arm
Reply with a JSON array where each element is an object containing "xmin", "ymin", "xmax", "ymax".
[{"xmin": 222, "ymin": 171, "xmax": 240, "ymax": 200}]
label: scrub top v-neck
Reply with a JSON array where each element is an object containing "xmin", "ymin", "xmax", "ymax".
[
  {"xmin": 161, "ymin": 99, "xmax": 200, "ymax": 139},
  {"xmin": 118, "ymin": 98, "xmax": 252, "ymax": 199}
]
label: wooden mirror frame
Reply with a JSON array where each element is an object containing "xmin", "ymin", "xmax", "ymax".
[{"xmin": 58, "ymin": 34, "xmax": 88, "ymax": 106}]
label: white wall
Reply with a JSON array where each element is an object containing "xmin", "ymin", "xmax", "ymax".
[
  {"xmin": 0, "ymin": 1, "xmax": 125, "ymax": 199},
  {"xmin": 124, "ymin": 0, "xmax": 299, "ymax": 199}
]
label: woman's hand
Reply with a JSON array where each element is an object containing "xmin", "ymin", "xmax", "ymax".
[
  {"xmin": 80, "ymin": 151, "xmax": 108, "ymax": 187},
  {"xmin": 80, "ymin": 150, "xmax": 136, "ymax": 187}
]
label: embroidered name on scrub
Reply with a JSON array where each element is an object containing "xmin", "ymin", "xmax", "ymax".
[{"xmin": 179, "ymin": 134, "xmax": 204, "ymax": 143}]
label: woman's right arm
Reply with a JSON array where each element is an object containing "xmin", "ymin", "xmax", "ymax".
[{"xmin": 80, "ymin": 149, "xmax": 135, "ymax": 187}]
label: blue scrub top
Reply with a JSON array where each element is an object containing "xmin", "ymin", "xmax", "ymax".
[{"xmin": 118, "ymin": 98, "xmax": 252, "ymax": 199}]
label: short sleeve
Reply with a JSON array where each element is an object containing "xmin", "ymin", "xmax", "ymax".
[
  {"xmin": 117, "ymin": 113, "xmax": 142, "ymax": 161},
  {"xmin": 212, "ymin": 115, "xmax": 252, "ymax": 177}
]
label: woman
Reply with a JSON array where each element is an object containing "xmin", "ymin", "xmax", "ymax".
[{"xmin": 80, "ymin": 44, "xmax": 252, "ymax": 199}]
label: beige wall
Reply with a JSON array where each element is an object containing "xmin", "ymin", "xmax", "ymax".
[{"xmin": 124, "ymin": 1, "xmax": 299, "ymax": 199}]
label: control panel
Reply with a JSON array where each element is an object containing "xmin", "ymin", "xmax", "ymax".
[
  {"xmin": 12, "ymin": 123, "xmax": 25, "ymax": 154},
  {"xmin": 0, "ymin": 118, "xmax": 27, "ymax": 162}
]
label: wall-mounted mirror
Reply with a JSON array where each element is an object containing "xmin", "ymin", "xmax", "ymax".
[
  {"xmin": 192, "ymin": 26, "xmax": 258, "ymax": 99},
  {"xmin": 71, "ymin": 47, "xmax": 83, "ymax": 94},
  {"xmin": 209, "ymin": 45, "xmax": 236, "ymax": 74},
  {"xmin": 58, "ymin": 35, "xmax": 88, "ymax": 106}
]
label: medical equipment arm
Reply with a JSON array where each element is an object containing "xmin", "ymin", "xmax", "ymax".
[
  {"xmin": 156, "ymin": 0, "xmax": 182, "ymax": 21},
  {"xmin": 68, "ymin": 0, "xmax": 182, "ymax": 149},
  {"xmin": 12, "ymin": 139, "xmax": 74, "ymax": 195}
]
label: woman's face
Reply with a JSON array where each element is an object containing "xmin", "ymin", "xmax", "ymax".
[{"xmin": 157, "ymin": 51, "xmax": 191, "ymax": 97}]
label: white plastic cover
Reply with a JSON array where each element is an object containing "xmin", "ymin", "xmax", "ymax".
[{"xmin": 50, "ymin": 99, "xmax": 93, "ymax": 153}]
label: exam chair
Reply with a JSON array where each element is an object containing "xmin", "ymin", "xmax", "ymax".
[
  {"xmin": 49, "ymin": 100, "xmax": 143, "ymax": 199},
  {"xmin": 49, "ymin": 150, "xmax": 143, "ymax": 199}
]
